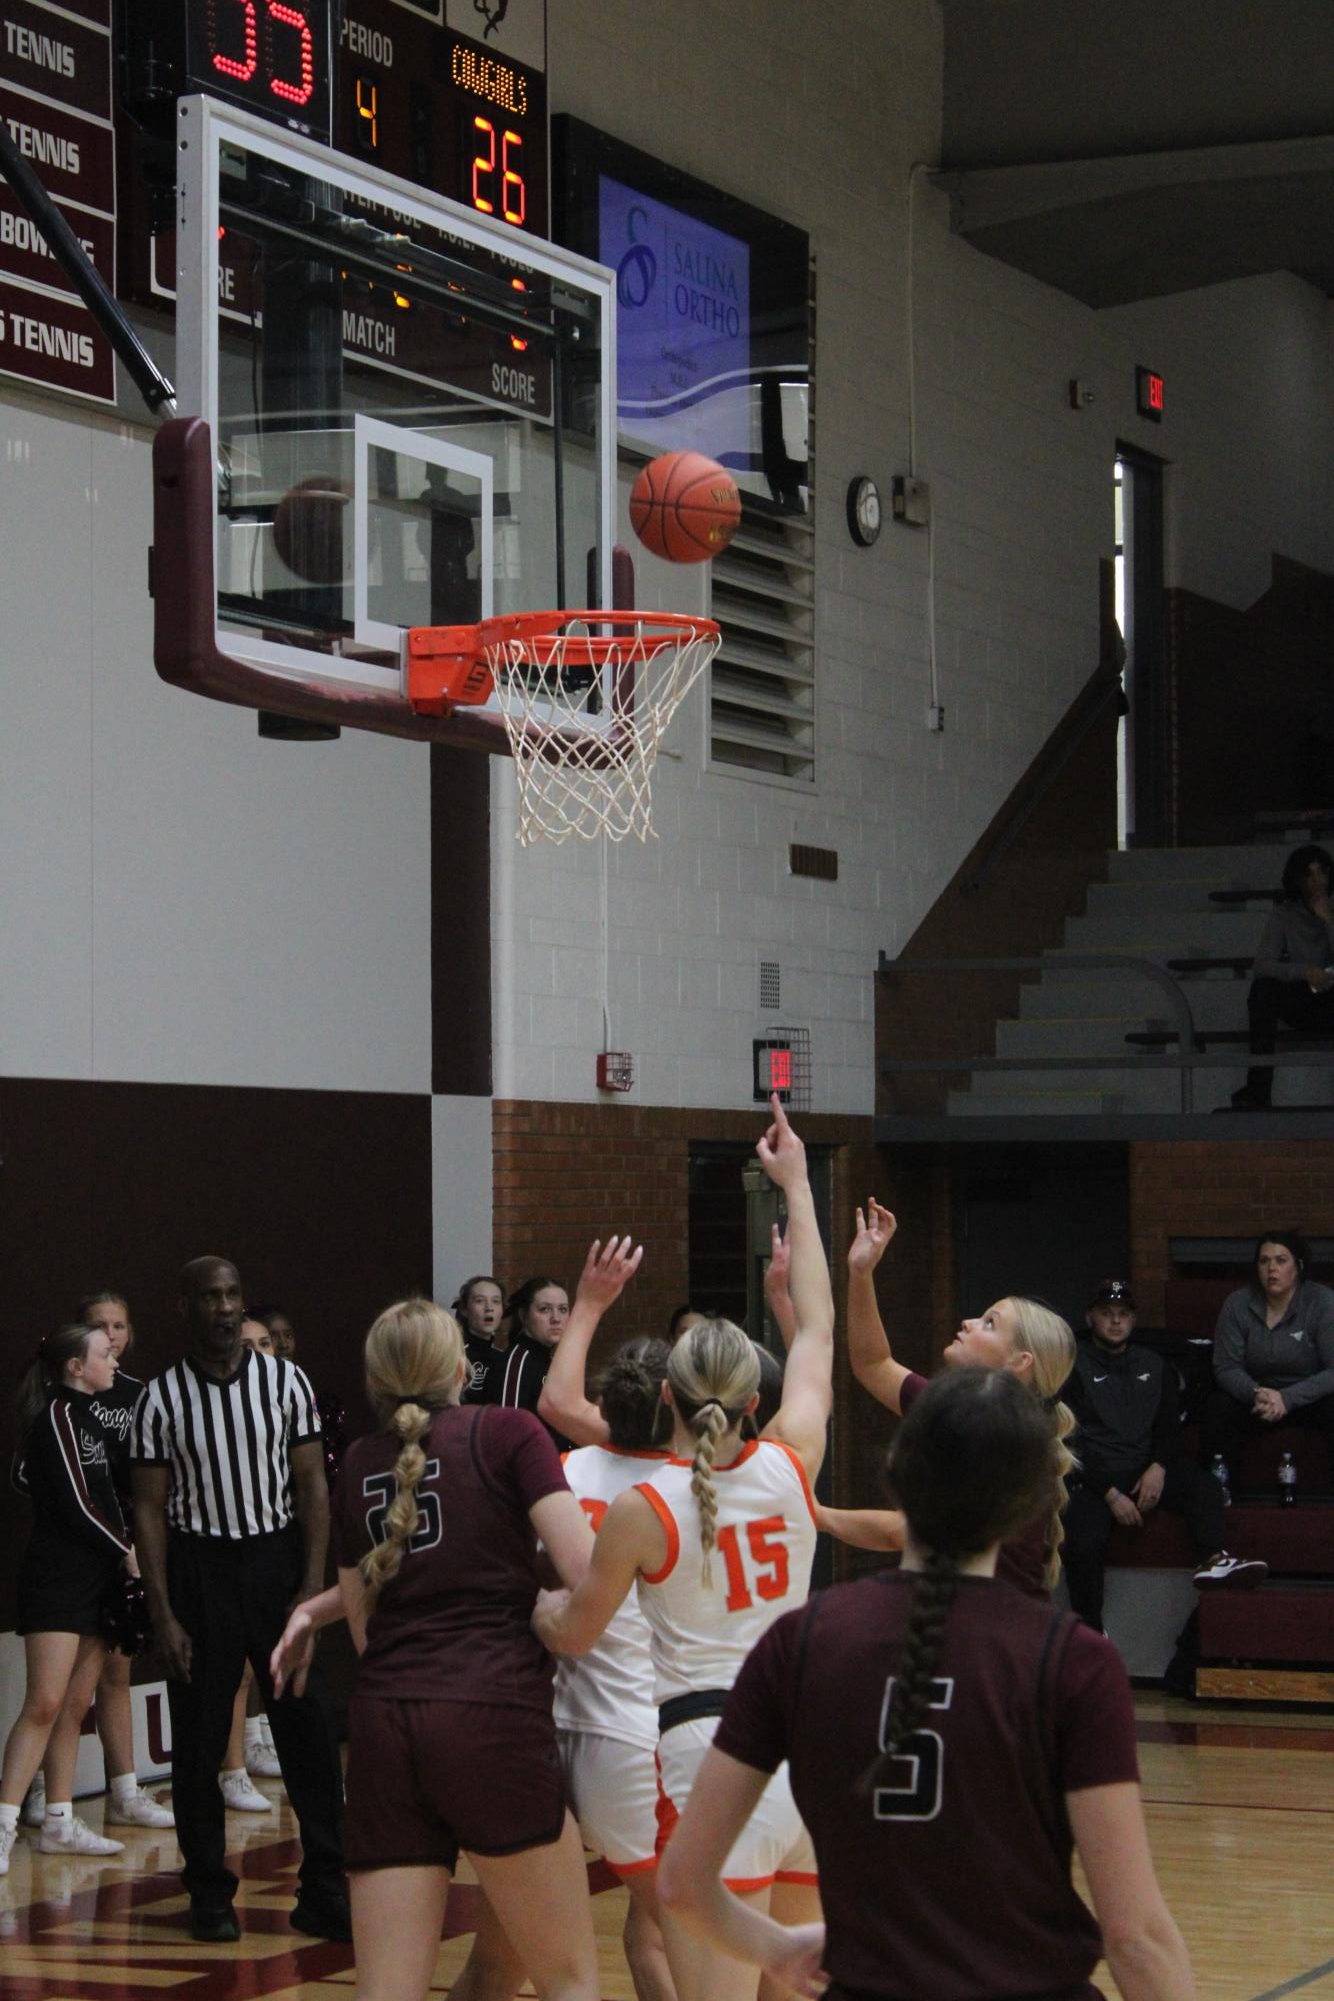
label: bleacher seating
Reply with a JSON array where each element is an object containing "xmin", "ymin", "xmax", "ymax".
[{"xmin": 1091, "ymin": 1278, "xmax": 1334, "ymax": 1698}]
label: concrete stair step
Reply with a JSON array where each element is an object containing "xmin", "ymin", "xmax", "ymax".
[
  {"xmin": 1062, "ymin": 910, "xmax": 1262, "ymax": 954},
  {"xmin": 1106, "ymin": 843, "xmax": 1295, "ymax": 883},
  {"xmin": 995, "ymin": 1016, "xmax": 1152, "ymax": 1059},
  {"xmin": 1085, "ymin": 878, "xmax": 1270, "ymax": 917}
]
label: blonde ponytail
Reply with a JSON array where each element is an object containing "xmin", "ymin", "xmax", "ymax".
[
  {"xmin": 360, "ymin": 1298, "xmax": 464, "ymax": 1593},
  {"xmin": 666, "ymin": 1319, "xmax": 760, "ymax": 1588},
  {"xmin": 687, "ymin": 1401, "xmax": 731, "ymax": 1584},
  {"xmin": 362, "ymin": 1401, "xmax": 433, "ymax": 1591}
]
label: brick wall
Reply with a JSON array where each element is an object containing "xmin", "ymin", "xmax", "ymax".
[
  {"xmin": 491, "ymin": 1103, "xmax": 959, "ymax": 1576},
  {"xmin": 492, "ymin": 1097, "xmax": 875, "ymax": 1370},
  {"xmin": 1129, "ymin": 1139, "xmax": 1334, "ymax": 1320}
]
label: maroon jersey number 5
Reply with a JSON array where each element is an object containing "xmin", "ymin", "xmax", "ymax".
[
  {"xmin": 872, "ymin": 1676, "xmax": 953, "ymax": 1822},
  {"xmin": 362, "ymin": 1464, "xmax": 443, "ymax": 1555}
]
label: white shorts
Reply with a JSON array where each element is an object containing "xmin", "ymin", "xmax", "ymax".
[
  {"xmin": 559, "ymin": 1729, "xmax": 663, "ymax": 1876},
  {"xmin": 657, "ymin": 1716, "xmax": 817, "ymax": 1893}
]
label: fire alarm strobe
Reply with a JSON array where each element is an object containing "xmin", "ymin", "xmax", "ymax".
[{"xmin": 597, "ymin": 1051, "xmax": 635, "ymax": 1094}]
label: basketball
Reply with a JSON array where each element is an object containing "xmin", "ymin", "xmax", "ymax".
[
  {"xmin": 272, "ymin": 475, "xmax": 350, "ymax": 585},
  {"xmin": 628, "ymin": 452, "xmax": 741, "ymax": 564}
]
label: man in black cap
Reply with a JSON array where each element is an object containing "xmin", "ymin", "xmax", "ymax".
[{"xmin": 1062, "ymin": 1279, "xmax": 1268, "ymax": 1633}]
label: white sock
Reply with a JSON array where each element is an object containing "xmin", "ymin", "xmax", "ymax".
[
  {"xmin": 244, "ymin": 1718, "xmax": 264, "ymax": 1749},
  {"xmin": 110, "ymin": 1774, "xmax": 138, "ymax": 1806},
  {"xmin": 45, "ymin": 1801, "xmax": 73, "ymax": 1824},
  {"xmin": 0, "ymin": 1804, "xmax": 18, "ymax": 1832},
  {"xmin": 220, "ymin": 1766, "xmax": 246, "ymax": 1783}
]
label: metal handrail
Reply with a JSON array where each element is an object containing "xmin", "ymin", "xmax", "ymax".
[
  {"xmin": 877, "ymin": 951, "xmax": 1334, "ymax": 1114},
  {"xmin": 878, "ymin": 952, "xmax": 1198, "ymax": 1111}
]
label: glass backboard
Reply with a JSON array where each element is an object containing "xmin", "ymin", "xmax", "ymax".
[{"xmin": 164, "ymin": 93, "xmax": 617, "ymax": 737}]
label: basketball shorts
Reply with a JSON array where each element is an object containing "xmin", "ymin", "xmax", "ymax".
[
  {"xmin": 656, "ymin": 1716, "xmax": 817, "ymax": 1893},
  {"xmin": 558, "ymin": 1728, "xmax": 665, "ymax": 1875},
  {"xmin": 345, "ymin": 1693, "xmax": 567, "ymax": 1873}
]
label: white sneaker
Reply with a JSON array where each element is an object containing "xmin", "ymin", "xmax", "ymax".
[
  {"xmin": 0, "ymin": 1825, "xmax": 16, "ymax": 1876},
  {"xmin": 107, "ymin": 1788, "xmax": 175, "ymax": 1829},
  {"xmin": 38, "ymin": 1815, "xmax": 125, "ymax": 1857},
  {"xmin": 1194, "ymin": 1551, "xmax": 1268, "ymax": 1590},
  {"xmin": 20, "ymin": 1782, "xmax": 45, "ymax": 1829},
  {"xmin": 220, "ymin": 1770, "xmax": 272, "ymax": 1813},
  {"xmin": 245, "ymin": 1719, "xmax": 283, "ymax": 1781}
]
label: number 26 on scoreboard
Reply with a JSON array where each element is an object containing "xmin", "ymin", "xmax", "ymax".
[
  {"xmin": 471, "ymin": 116, "xmax": 525, "ymax": 226},
  {"xmin": 203, "ymin": 0, "xmax": 318, "ymax": 108}
]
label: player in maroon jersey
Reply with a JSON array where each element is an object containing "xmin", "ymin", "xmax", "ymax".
[
  {"xmin": 658, "ymin": 1366, "xmax": 1196, "ymax": 2001},
  {"xmin": 841, "ymin": 1197, "xmax": 1076, "ymax": 1593},
  {"xmin": 269, "ymin": 1297, "xmax": 601, "ymax": 2001}
]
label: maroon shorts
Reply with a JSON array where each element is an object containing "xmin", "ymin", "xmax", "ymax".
[{"xmin": 344, "ymin": 1693, "xmax": 567, "ymax": 1872}]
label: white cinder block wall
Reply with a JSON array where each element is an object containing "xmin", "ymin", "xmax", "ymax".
[
  {"xmin": 493, "ymin": 0, "xmax": 1334, "ymax": 1117},
  {"xmin": 0, "ymin": 1, "xmax": 1329, "ymax": 1122}
]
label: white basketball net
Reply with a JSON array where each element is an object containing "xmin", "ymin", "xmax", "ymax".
[{"xmin": 486, "ymin": 617, "xmax": 720, "ymax": 845}]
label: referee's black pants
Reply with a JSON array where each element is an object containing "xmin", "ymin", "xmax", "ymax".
[{"xmin": 166, "ymin": 1526, "xmax": 344, "ymax": 1913}]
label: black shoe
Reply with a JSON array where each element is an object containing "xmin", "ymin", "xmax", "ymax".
[
  {"xmin": 189, "ymin": 1904, "xmax": 240, "ymax": 1943},
  {"xmin": 291, "ymin": 1894, "xmax": 353, "ymax": 1943}
]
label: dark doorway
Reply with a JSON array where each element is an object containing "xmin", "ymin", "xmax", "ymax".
[{"xmin": 955, "ymin": 1145, "xmax": 1130, "ymax": 1335}]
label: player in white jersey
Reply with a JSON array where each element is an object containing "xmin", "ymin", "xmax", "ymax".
[{"xmin": 534, "ymin": 1098, "xmax": 833, "ymax": 2001}]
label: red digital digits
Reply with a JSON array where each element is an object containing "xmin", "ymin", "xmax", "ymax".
[
  {"xmin": 770, "ymin": 1048, "xmax": 793, "ymax": 1092},
  {"xmin": 472, "ymin": 116, "xmax": 525, "ymax": 225},
  {"xmin": 208, "ymin": 0, "xmax": 314, "ymax": 107}
]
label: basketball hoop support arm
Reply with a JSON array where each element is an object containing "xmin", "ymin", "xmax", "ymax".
[{"xmin": 0, "ymin": 123, "xmax": 176, "ymax": 419}]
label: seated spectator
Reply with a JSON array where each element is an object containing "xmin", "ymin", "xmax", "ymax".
[
  {"xmin": 1063, "ymin": 1280, "xmax": 1266, "ymax": 1632},
  {"xmin": 1200, "ymin": 1232, "xmax": 1334, "ymax": 1486},
  {"xmin": 1232, "ymin": 844, "xmax": 1334, "ymax": 1110}
]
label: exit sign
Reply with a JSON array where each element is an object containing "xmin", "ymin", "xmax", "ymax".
[
  {"xmin": 1136, "ymin": 366, "xmax": 1164, "ymax": 422},
  {"xmin": 753, "ymin": 1039, "xmax": 793, "ymax": 1102}
]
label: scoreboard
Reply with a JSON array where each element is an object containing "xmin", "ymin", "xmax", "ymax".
[
  {"xmin": 0, "ymin": 2, "xmax": 548, "ymax": 408},
  {"xmin": 115, "ymin": 0, "xmax": 549, "ymax": 314}
]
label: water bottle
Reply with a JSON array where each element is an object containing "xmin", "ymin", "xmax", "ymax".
[
  {"xmin": 1210, "ymin": 1454, "xmax": 1231, "ymax": 1507},
  {"xmin": 1278, "ymin": 1450, "xmax": 1297, "ymax": 1506}
]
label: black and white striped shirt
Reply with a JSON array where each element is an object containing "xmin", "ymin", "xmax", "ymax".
[{"xmin": 130, "ymin": 1349, "xmax": 322, "ymax": 1538}]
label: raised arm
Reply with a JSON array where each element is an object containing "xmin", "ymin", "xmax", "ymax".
[
  {"xmin": 763, "ymin": 1222, "xmax": 797, "ymax": 1353},
  {"xmin": 538, "ymin": 1235, "xmax": 643, "ymax": 1445},
  {"xmin": 847, "ymin": 1199, "xmax": 911, "ymax": 1414},
  {"xmin": 757, "ymin": 1098, "xmax": 834, "ymax": 1479}
]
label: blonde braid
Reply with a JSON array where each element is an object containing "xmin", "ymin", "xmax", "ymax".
[
  {"xmin": 688, "ymin": 1402, "xmax": 731, "ymax": 1585},
  {"xmin": 358, "ymin": 1296, "xmax": 465, "ymax": 1593},
  {"xmin": 361, "ymin": 1401, "xmax": 434, "ymax": 1591},
  {"xmin": 1005, "ymin": 1297, "xmax": 1078, "ymax": 1591},
  {"xmin": 1044, "ymin": 1394, "xmax": 1078, "ymax": 1589},
  {"xmin": 665, "ymin": 1319, "xmax": 761, "ymax": 1592}
]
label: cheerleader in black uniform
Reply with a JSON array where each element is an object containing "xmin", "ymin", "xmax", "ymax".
[
  {"xmin": 80, "ymin": 1293, "xmax": 175, "ymax": 1828},
  {"xmin": 0, "ymin": 1323, "xmax": 136, "ymax": 1871}
]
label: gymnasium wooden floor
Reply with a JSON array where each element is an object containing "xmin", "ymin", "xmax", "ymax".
[{"xmin": 3, "ymin": 1695, "xmax": 1331, "ymax": 2001}]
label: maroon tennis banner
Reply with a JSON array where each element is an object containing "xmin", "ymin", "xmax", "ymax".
[{"xmin": 0, "ymin": 272, "xmax": 116, "ymax": 402}]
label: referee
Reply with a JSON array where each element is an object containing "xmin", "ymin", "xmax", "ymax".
[{"xmin": 131, "ymin": 1257, "xmax": 347, "ymax": 1944}]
